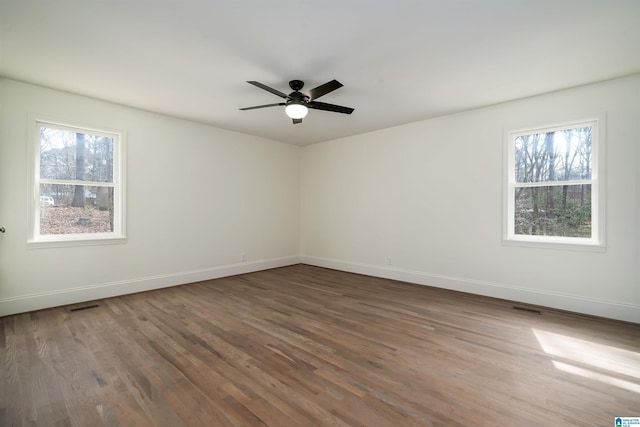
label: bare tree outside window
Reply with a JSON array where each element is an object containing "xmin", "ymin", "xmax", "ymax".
[
  {"xmin": 508, "ymin": 121, "xmax": 598, "ymax": 243},
  {"xmin": 38, "ymin": 123, "xmax": 118, "ymax": 236}
]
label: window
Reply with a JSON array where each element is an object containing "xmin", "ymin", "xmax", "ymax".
[
  {"xmin": 29, "ymin": 119, "xmax": 126, "ymax": 246},
  {"xmin": 504, "ymin": 118, "xmax": 603, "ymax": 249}
]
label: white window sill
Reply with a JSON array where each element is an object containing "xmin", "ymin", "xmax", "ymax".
[
  {"xmin": 27, "ymin": 235, "xmax": 127, "ymax": 249},
  {"xmin": 502, "ymin": 238, "xmax": 606, "ymax": 253}
]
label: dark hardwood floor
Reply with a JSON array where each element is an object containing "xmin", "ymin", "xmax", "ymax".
[{"xmin": 1, "ymin": 264, "xmax": 638, "ymax": 426}]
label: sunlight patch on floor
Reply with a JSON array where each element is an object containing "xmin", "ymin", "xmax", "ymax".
[
  {"xmin": 552, "ymin": 361, "xmax": 640, "ymax": 394},
  {"xmin": 533, "ymin": 328, "xmax": 640, "ymax": 394}
]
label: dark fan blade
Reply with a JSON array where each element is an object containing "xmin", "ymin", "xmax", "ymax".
[
  {"xmin": 307, "ymin": 101, "xmax": 354, "ymax": 114},
  {"xmin": 239, "ymin": 103, "xmax": 285, "ymax": 111},
  {"xmin": 292, "ymin": 118, "xmax": 303, "ymax": 124},
  {"xmin": 307, "ymin": 79, "xmax": 343, "ymax": 100},
  {"xmin": 247, "ymin": 81, "xmax": 288, "ymax": 98}
]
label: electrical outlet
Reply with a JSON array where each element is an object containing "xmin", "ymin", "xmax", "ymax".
[{"xmin": 386, "ymin": 256, "xmax": 393, "ymax": 266}]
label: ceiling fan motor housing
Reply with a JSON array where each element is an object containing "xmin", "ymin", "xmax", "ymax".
[{"xmin": 288, "ymin": 91, "xmax": 309, "ymax": 105}]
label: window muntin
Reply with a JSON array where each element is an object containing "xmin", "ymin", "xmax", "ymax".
[
  {"xmin": 506, "ymin": 120, "xmax": 601, "ymax": 247},
  {"xmin": 29, "ymin": 120, "xmax": 125, "ymax": 245}
]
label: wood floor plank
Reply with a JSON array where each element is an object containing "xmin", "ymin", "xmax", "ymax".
[{"xmin": 1, "ymin": 264, "xmax": 639, "ymax": 426}]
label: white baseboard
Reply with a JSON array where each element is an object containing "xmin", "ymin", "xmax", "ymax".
[
  {"xmin": 4, "ymin": 255, "xmax": 638, "ymax": 324},
  {"xmin": 0, "ymin": 256, "xmax": 300, "ymax": 317},
  {"xmin": 300, "ymin": 255, "xmax": 640, "ymax": 324}
]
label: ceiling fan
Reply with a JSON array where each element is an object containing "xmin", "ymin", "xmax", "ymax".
[{"xmin": 240, "ymin": 79, "xmax": 354, "ymax": 124}]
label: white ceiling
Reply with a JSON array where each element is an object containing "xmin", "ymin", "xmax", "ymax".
[{"xmin": 2, "ymin": 1, "xmax": 639, "ymax": 146}]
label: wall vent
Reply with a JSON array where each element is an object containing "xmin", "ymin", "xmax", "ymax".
[
  {"xmin": 513, "ymin": 306, "xmax": 542, "ymax": 314},
  {"xmin": 68, "ymin": 304, "xmax": 100, "ymax": 312}
]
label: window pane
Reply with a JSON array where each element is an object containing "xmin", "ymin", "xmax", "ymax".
[
  {"xmin": 514, "ymin": 184, "xmax": 591, "ymax": 238},
  {"xmin": 40, "ymin": 184, "xmax": 114, "ymax": 235},
  {"xmin": 40, "ymin": 126, "xmax": 114, "ymax": 182},
  {"xmin": 514, "ymin": 127, "xmax": 592, "ymax": 183}
]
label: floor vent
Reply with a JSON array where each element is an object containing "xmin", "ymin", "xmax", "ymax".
[
  {"xmin": 513, "ymin": 306, "xmax": 542, "ymax": 314},
  {"xmin": 68, "ymin": 304, "xmax": 100, "ymax": 312}
]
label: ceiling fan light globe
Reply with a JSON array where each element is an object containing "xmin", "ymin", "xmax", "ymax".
[{"xmin": 285, "ymin": 104, "xmax": 308, "ymax": 119}]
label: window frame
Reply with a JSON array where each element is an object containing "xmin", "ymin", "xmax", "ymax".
[
  {"xmin": 27, "ymin": 115, "xmax": 127, "ymax": 248},
  {"xmin": 503, "ymin": 116, "xmax": 605, "ymax": 251}
]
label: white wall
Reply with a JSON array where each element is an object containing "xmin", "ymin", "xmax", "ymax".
[
  {"xmin": 2, "ymin": 76, "xmax": 638, "ymax": 323},
  {"xmin": 301, "ymin": 74, "xmax": 640, "ymax": 323},
  {"xmin": 0, "ymin": 79, "xmax": 301, "ymax": 316}
]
